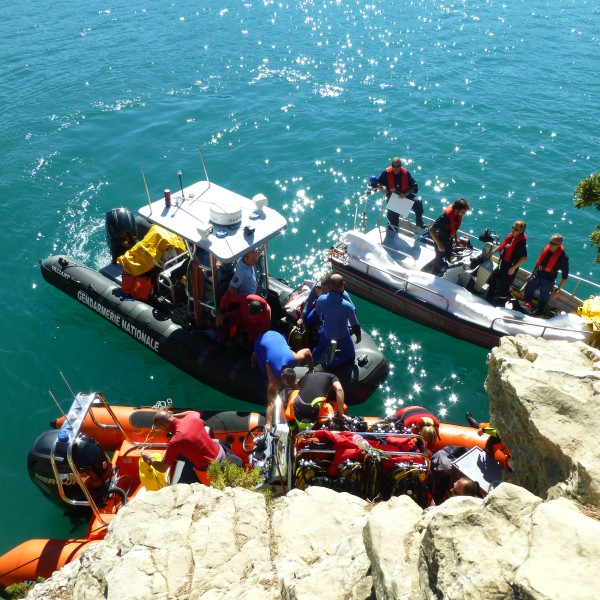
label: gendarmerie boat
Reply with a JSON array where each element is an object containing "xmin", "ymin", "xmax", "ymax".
[
  {"xmin": 329, "ymin": 186, "xmax": 600, "ymax": 349},
  {"xmin": 40, "ymin": 174, "xmax": 389, "ymax": 405}
]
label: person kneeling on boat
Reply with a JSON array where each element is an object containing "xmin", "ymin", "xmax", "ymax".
[
  {"xmin": 312, "ymin": 274, "xmax": 361, "ymax": 368},
  {"xmin": 141, "ymin": 411, "xmax": 242, "ymax": 484},
  {"xmin": 282, "ymin": 367, "xmax": 347, "ymax": 431},
  {"xmin": 429, "ymin": 198, "xmax": 470, "ymax": 275},
  {"xmin": 216, "ymin": 293, "xmax": 271, "ymax": 351},
  {"xmin": 393, "ymin": 405, "xmax": 440, "ymax": 454},
  {"xmin": 252, "ymin": 330, "xmax": 313, "ymax": 428}
]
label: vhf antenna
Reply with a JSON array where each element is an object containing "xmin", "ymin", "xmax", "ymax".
[
  {"xmin": 141, "ymin": 168, "xmax": 153, "ymax": 214},
  {"xmin": 198, "ymin": 146, "xmax": 211, "ymax": 188},
  {"xmin": 177, "ymin": 169, "xmax": 185, "ymax": 204}
]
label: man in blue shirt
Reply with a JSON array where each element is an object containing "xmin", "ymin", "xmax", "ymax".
[
  {"xmin": 312, "ymin": 274, "xmax": 361, "ymax": 368},
  {"xmin": 252, "ymin": 330, "xmax": 313, "ymax": 427},
  {"xmin": 297, "ymin": 271, "xmax": 355, "ymax": 329},
  {"xmin": 229, "ymin": 245, "xmax": 264, "ymax": 296}
]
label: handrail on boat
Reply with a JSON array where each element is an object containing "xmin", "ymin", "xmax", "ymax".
[
  {"xmin": 87, "ymin": 393, "xmax": 166, "ymax": 449},
  {"xmin": 489, "ymin": 314, "xmax": 591, "ymax": 338},
  {"xmin": 50, "ymin": 392, "xmax": 166, "ymax": 526}
]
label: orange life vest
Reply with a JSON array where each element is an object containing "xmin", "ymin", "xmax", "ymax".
[
  {"xmin": 534, "ymin": 245, "xmax": 564, "ymax": 274},
  {"xmin": 497, "ymin": 232, "xmax": 527, "ymax": 263},
  {"xmin": 386, "ymin": 166, "xmax": 409, "ymax": 193},
  {"xmin": 442, "ymin": 204, "xmax": 461, "ymax": 237}
]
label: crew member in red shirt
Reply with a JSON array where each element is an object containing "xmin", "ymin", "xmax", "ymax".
[{"xmin": 141, "ymin": 411, "xmax": 241, "ymax": 483}]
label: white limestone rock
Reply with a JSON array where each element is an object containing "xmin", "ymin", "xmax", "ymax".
[
  {"xmin": 486, "ymin": 335, "xmax": 600, "ymax": 505},
  {"xmin": 363, "ymin": 494, "xmax": 424, "ymax": 600}
]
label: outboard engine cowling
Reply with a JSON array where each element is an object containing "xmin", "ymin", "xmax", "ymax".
[
  {"xmin": 106, "ymin": 208, "xmax": 137, "ymax": 263},
  {"xmin": 27, "ymin": 430, "xmax": 113, "ymax": 514}
]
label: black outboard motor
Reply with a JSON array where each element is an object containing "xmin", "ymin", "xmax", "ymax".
[
  {"xmin": 27, "ymin": 430, "xmax": 113, "ymax": 514},
  {"xmin": 106, "ymin": 208, "xmax": 137, "ymax": 263}
]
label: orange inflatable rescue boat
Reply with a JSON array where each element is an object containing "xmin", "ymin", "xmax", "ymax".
[
  {"xmin": 0, "ymin": 392, "xmax": 509, "ymax": 590},
  {"xmin": 0, "ymin": 392, "xmax": 259, "ymax": 589}
]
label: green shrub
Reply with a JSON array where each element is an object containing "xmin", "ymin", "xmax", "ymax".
[
  {"xmin": 207, "ymin": 460, "xmax": 272, "ymax": 503},
  {"xmin": 3, "ymin": 577, "xmax": 45, "ymax": 599},
  {"xmin": 574, "ymin": 173, "xmax": 600, "ymax": 263}
]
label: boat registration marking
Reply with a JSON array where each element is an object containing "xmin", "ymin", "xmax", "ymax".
[{"xmin": 77, "ymin": 290, "xmax": 160, "ymax": 353}]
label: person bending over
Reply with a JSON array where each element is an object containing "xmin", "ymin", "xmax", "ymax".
[
  {"xmin": 141, "ymin": 410, "xmax": 241, "ymax": 484},
  {"xmin": 252, "ymin": 330, "xmax": 313, "ymax": 428},
  {"xmin": 429, "ymin": 197, "xmax": 470, "ymax": 275}
]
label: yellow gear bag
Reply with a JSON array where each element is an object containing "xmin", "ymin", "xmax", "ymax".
[
  {"xmin": 576, "ymin": 296, "xmax": 600, "ymax": 330},
  {"xmin": 117, "ymin": 225, "xmax": 186, "ymax": 276},
  {"xmin": 139, "ymin": 454, "xmax": 168, "ymax": 491}
]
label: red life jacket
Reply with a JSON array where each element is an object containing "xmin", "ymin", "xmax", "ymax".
[
  {"xmin": 442, "ymin": 205, "xmax": 461, "ymax": 237},
  {"xmin": 386, "ymin": 166, "xmax": 409, "ymax": 193},
  {"xmin": 534, "ymin": 245, "xmax": 564, "ymax": 273},
  {"xmin": 497, "ymin": 232, "xmax": 527, "ymax": 263},
  {"xmin": 394, "ymin": 406, "xmax": 440, "ymax": 432}
]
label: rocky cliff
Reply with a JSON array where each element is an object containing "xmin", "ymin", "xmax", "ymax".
[{"xmin": 26, "ymin": 336, "xmax": 600, "ymax": 600}]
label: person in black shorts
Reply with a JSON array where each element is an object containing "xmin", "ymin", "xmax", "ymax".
[{"xmin": 282, "ymin": 368, "xmax": 346, "ymax": 429}]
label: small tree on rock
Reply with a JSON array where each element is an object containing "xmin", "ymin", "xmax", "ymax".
[{"xmin": 574, "ymin": 172, "xmax": 600, "ymax": 263}]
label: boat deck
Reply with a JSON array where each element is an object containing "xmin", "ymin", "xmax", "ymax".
[{"xmin": 376, "ymin": 226, "xmax": 437, "ymax": 272}]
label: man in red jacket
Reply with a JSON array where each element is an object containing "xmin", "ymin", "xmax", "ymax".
[{"xmin": 141, "ymin": 411, "xmax": 241, "ymax": 483}]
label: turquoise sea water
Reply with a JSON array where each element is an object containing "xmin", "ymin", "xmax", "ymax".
[{"xmin": 0, "ymin": 0, "xmax": 598, "ymax": 558}]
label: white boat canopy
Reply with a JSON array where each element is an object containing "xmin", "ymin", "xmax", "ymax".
[{"xmin": 139, "ymin": 180, "xmax": 287, "ymax": 263}]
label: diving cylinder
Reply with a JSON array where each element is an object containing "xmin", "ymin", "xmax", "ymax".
[{"xmin": 472, "ymin": 242, "xmax": 495, "ymax": 293}]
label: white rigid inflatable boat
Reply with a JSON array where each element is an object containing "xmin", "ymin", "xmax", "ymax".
[{"xmin": 332, "ymin": 222, "xmax": 596, "ymax": 349}]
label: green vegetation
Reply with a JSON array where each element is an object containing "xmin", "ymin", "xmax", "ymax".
[
  {"xmin": 3, "ymin": 578, "xmax": 45, "ymax": 599},
  {"xmin": 574, "ymin": 173, "xmax": 600, "ymax": 263},
  {"xmin": 207, "ymin": 460, "xmax": 272, "ymax": 503}
]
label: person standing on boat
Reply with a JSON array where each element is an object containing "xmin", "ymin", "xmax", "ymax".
[
  {"xmin": 488, "ymin": 220, "xmax": 528, "ymax": 306},
  {"xmin": 377, "ymin": 157, "xmax": 424, "ymax": 230},
  {"xmin": 429, "ymin": 198, "xmax": 470, "ymax": 275},
  {"xmin": 252, "ymin": 330, "xmax": 313, "ymax": 428},
  {"xmin": 297, "ymin": 271, "xmax": 354, "ymax": 329},
  {"xmin": 523, "ymin": 234, "xmax": 569, "ymax": 316},
  {"xmin": 141, "ymin": 411, "xmax": 242, "ymax": 484},
  {"xmin": 312, "ymin": 274, "xmax": 361, "ymax": 368}
]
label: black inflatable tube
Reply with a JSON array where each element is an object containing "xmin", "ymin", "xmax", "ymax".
[{"xmin": 40, "ymin": 256, "xmax": 389, "ymax": 406}]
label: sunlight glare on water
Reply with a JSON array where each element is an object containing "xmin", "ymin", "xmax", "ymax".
[{"xmin": 0, "ymin": 0, "xmax": 598, "ymax": 555}]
